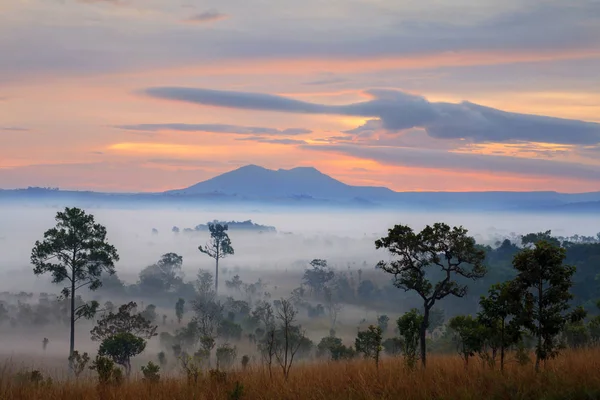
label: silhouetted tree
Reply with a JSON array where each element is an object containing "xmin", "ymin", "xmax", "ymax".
[
  {"xmin": 31, "ymin": 207, "xmax": 119, "ymax": 369},
  {"xmin": 355, "ymin": 325, "xmax": 383, "ymax": 370},
  {"xmin": 175, "ymin": 298, "xmax": 185, "ymax": 324},
  {"xmin": 512, "ymin": 241, "xmax": 584, "ymax": 371},
  {"xmin": 198, "ymin": 223, "xmax": 234, "ymax": 295},
  {"xmin": 375, "ymin": 223, "xmax": 486, "ymax": 367}
]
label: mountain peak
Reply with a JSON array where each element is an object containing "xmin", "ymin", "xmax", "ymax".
[{"xmin": 166, "ymin": 164, "xmax": 395, "ymax": 201}]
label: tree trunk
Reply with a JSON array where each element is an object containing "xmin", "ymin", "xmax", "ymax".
[
  {"xmin": 535, "ymin": 279, "xmax": 543, "ymax": 372},
  {"xmin": 69, "ymin": 276, "xmax": 75, "ymax": 372},
  {"xmin": 500, "ymin": 318, "xmax": 505, "ymax": 372},
  {"xmin": 420, "ymin": 305, "xmax": 430, "ymax": 368},
  {"xmin": 215, "ymin": 257, "xmax": 219, "ymax": 296}
]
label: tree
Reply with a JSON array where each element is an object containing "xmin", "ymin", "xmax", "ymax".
[
  {"xmin": 355, "ymin": 325, "xmax": 383, "ymax": 369},
  {"xmin": 91, "ymin": 302, "xmax": 158, "ymax": 341},
  {"xmin": 302, "ymin": 259, "xmax": 334, "ymax": 297},
  {"xmin": 31, "ymin": 207, "xmax": 119, "ymax": 368},
  {"xmin": 477, "ymin": 282, "xmax": 523, "ymax": 371},
  {"xmin": 68, "ymin": 350, "xmax": 90, "ymax": 378},
  {"xmin": 192, "ymin": 295, "xmax": 224, "ymax": 363},
  {"xmin": 225, "ymin": 275, "xmax": 244, "ymax": 294},
  {"xmin": 175, "ymin": 298, "xmax": 185, "ymax": 324},
  {"xmin": 198, "ymin": 223, "xmax": 234, "ymax": 295},
  {"xmin": 375, "ymin": 223, "xmax": 486, "ymax": 367},
  {"xmin": 274, "ymin": 298, "xmax": 305, "ymax": 380},
  {"xmin": 448, "ymin": 315, "xmax": 484, "ymax": 367},
  {"xmin": 377, "ymin": 315, "xmax": 390, "ymax": 333},
  {"xmin": 216, "ymin": 343, "xmax": 237, "ymax": 370},
  {"xmin": 397, "ymin": 309, "xmax": 423, "ymax": 369},
  {"xmin": 324, "ymin": 285, "xmax": 342, "ymax": 331},
  {"xmin": 138, "ymin": 253, "xmax": 183, "ymax": 293},
  {"xmin": 512, "ymin": 240, "xmax": 583, "ymax": 371},
  {"xmin": 98, "ymin": 332, "xmax": 146, "ymax": 376}
]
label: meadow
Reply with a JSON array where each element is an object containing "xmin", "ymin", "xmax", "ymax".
[{"xmin": 2, "ymin": 348, "xmax": 600, "ymax": 400}]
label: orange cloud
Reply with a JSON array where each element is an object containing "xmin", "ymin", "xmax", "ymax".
[{"xmin": 128, "ymin": 48, "xmax": 600, "ymax": 79}]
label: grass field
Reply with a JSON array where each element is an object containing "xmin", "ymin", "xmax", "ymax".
[{"xmin": 2, "ymin": 348, "xmax": 600, "ymax": 400}]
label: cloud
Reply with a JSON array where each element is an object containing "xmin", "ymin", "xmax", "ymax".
[
  {"xmin": 185, "ymin": 10, "xmax": 229, "ymax": 24},
  {"xmin": 302, "ymin": 144, "xmax": 600, "ymax": 182},
  {"xmin": 77, "ymin": 0, "xmax": 122, "ymax": 4},
  {"xmin": 235, "ymin": 137, "xmax": 307, "ymax": 145},
  {"xmin": 1, "ymin": 127, "xmax": 29, "ymax": 132},
  {"xmin": 115, "ymin": 123, "xmax": 311, "ymax": 136},
  {"xmin": 145, "ymin": 87, "xmax": 600, "ymax": 146},
  {"xmin": 304, "ymin": 78, "xmax": 349, "ymax": 86}
]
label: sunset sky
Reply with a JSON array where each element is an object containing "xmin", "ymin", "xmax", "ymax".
[{"xmin": 1, "ymin": 0, "xmax": 599, "ymax": 192}]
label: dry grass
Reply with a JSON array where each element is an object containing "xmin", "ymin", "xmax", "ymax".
[{"xmin": 2, "ymin": 349, "xmax": 600, "ymax": 400}]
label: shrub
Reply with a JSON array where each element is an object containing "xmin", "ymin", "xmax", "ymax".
[{"xmin": 141, "ymin": 361, "xmax": 160, "ymax": 383}]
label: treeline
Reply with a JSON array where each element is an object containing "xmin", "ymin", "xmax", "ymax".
[{"xmin": 12, "ymin": 207, "xmax": 600, "ymax": 384}]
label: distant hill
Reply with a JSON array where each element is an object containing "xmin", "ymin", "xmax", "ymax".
[{"xmin": 166, "ymin": 165, "xmax": 397, "ymax": 201}]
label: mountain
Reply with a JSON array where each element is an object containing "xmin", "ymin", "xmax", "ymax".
[
  {"xmin": 166, "ymin": 165, "xmax": 397, "ymax": 201},
  {"xmin": 1, "ymin": 165, "xmax": 599, "ymax": 212}
]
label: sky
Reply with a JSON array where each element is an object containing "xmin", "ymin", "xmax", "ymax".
[{"xmin": 1, "ymin": 0, "xmax": 599, "ymax": 193}]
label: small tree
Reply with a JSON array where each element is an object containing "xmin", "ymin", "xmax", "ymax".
[
  {"xmin": 198, "ymin": 223, "xmax": 234, "ymax": 295},
  {"xmin": 397, "ymin": 309, "xmax": 423, "ymax": 369},
  {"xmin": 302, "ymin": 259, "xmax": 334, "ymax": 297},
  {"xmin": 477, "ymin": 281, "xmax": 523, "ymax": 371},
  {"xmin": 31, "ymin": 207, "xmax": 119, "ymax": 367},
  {"xmin": 157, "ymin": 351, "xmax": 167, "ymax": 367},
  {"xmin": 512, "ymin": 240, "xmax": 583, "ymax": 371},
  {"xmin": 68, "ymin": 350, "xmax": 90, "ymax": 378},
  {"xmin": 98, "ymin": 332, "xmax": 146, "ymax": 376},
  {"xmin": 448, "ymin": 315, "xmax": 483, "ymax": 367},
  {"xmin": 141, "ymin": 361, "xmax": 160, "ymax": 383},
  {"xmin": 377, "ymin": 315, "xmax": 390, "ymax": 334},
  {"xmin": 90, "ymin": 355, "xmax": 123, "ymax": 386},
  {"xmin": 91, "ymin": 302, "xmax": 157, "ymax": 376},
  {"xmin": 274, "ymin": 298, "xmax": 305, "ymax": 380},
  {"xmin": 175, "ymin": 298, "xmax": 185, "ymax": 324},
  {"xmin": 375, "ymin": 223, "xmax": 486, "ymax": 367},
  {"xmin": 355, "ymin": 325, "xmax": 383, "ymax": 369},
  {"xmin": 216, "ymin": 343, "xmax": 237, "ymax": 370}
]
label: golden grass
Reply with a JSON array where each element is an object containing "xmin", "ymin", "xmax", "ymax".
[{"xmin": 3, "ymin": 349, "xmax": 600, "ymax": 400}]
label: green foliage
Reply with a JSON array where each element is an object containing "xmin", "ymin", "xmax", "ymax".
[
  {"xmin": 141, "ymin": 361, "xmax": 160, "ymax": 383},
  {"xmin": 317, "ymin": 335, "xmax": 355, "ymax": 360},
  {"xmin": 477, "ymin": 281, "xmax": 523, "ymax": 370},
  {"xmin": 90, "ymin": 355, "xmax": 123, "ymax": 386},
  {"xmin": 515, "ymin": 341, "xmax": 531, "ymax": 366},
  {"xmin": 98, "ymin": 332, "xmax": 147, "ymax": 376},
  {"xmin": 68, "ymin": 350, "xmax": 90, "ymax": 378},
  {"xmin": 563, "ymin": 319, "xmax": 590, "ymax": 348},
  {"xmin": 228, "ymin": 382, "xmax": 245, "ymax": 400},
  {"xmin": 397, "ymin": 309, "xmax": 423, "ymax": 369},
  {"xmin": 512, "ymin": 241, "xmax": 582, "ymax": 370},
  {"xmin": 175, "ymin": 298, "xmax": 185, "ymax": 324},
  {"xmin": 91, "ymin": 301, "xmax": 158, "ymax": 341},
  {"xmin": 355, "ymin": 325, "xmax": 383, "ymax": 369},
  {"xmin": 31, "ymin": 207, "xmax": 119, "ymax": 361},
  {"xmin": 448, "ymin": 315, "xmax": 484, "ymax": 366},
  {"xmin": 376, "ymin": 222, "xmax": 486, "ymax": 367}
]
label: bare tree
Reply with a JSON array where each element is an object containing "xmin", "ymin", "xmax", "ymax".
[
  {"xmin": 258, "ymin": 326, "xmax": 277, "ymax": 380},
  {"xmin": 274, "ymin": 298, "xmax": 305, "ymax": 380}
]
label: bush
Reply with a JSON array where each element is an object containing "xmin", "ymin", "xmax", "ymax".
[
  {"xmin": 228, "ymin": 381, "xmax": 245, "ymax": 400},
  {"xmin": 141, "ymin": 361, "xmax": 160, "ymax": 383},
  {"xmin": 90, "ymin": 355, "xmax": 123, "ymax": 386},
  {"xmin": 14, "ymin": 370, "xmax": 52, "ymax": 387},
  {"xmin": 68, "ymin": 350, "xmax": 90, "ymax": 378}
]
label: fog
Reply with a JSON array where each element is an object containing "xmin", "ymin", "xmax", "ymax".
[{"xmin": 1, "ymin": 205, "xmax": 599, "ymax": 375}]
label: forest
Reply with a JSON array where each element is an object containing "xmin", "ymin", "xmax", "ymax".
[{"xmin": 1, "ymin": 207, "xmax": 600, "ymax": 399}]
